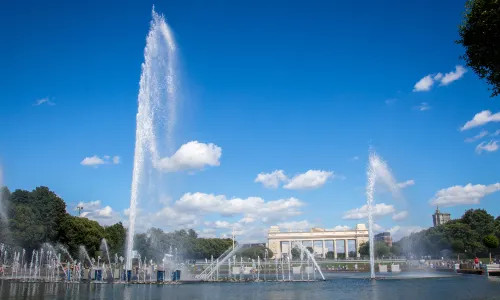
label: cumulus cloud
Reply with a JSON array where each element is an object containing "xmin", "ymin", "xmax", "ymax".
[
  {"xmin": 157, "ymin": 141, "xmax": 221, "ymax": 172},
  {"xmin": 397, "ymin": 180, "xmax": 415, "ymax": 189},
  {"xmin": 388, "ymin": 225, "xmax": 425, "ymax": 241},
  {"xmin": 461, "ymin": 110, "xmax": 500, "ymax": 131},
  {"xmin": 413, "ymin": 65, "xmax": 466, "ymax": 92},
  {"xmin": 429, "ymin": 183, "xmax": 500, "ymax": 207},
  {"xmin": 33, "ymin": 97, "xmax": 55, "ymax": 106},
  {"xmin": 342, "ymin": 203, "xmax": 395, "ymax": 219},
  {"xmin": 392, "ymin": 210, "xmax": 409, "ymax": 221},
  {"xmin": 465, "ymin": 130, "xmax": 489, "ymax": 143},
  {"xmin": 413, "ymin": 75, "xmax": 435, "ymax": 92},
  {"xmin": 255, "ymin": 169, "xmax": 337, "ymax": 190},
  {"xmin": 277, "ymin": 220, "xmax": 314, "ymax": 231},
  {"xmin": 440, "ymin": 65, "xmax": 467, "ymax": 86},
  {"xmin": 283, "ymin": 170, "xmax": 334, "ymax": 190},
  {"xmin": 75, "ymin": 200, "xmax": 121, "ymax": 226},
  {"xmin": 80, "ymin": 155, "xmax": 121, "ymax": 167},
  {"xmin": 332, "ymin": 225, "xmax": 351, "ymax": 230},
  {"xmin": 175, "ymin": 192, "xmax": 305, "ymax": 222},
  {"xmin": 476, "ymin": 140, "xmax": 499, "ymax": 154},
  {"xmin": 254, "ymin": 170, "xmax": 287, "ymax": 188}
]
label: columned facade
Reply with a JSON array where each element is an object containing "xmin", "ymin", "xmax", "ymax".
[{"xmin": 267, "ymin": 224, "xmax": 369, "ymax": 259}]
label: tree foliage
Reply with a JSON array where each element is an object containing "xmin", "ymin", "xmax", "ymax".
[
  {"xmin": 359, "ymin": 241, "xmax": 392, "ymax": 258},
  {"xmin": 0, "ymin": 185, "xmax": 235, "ymax": 261},
  {"xmin": 457, "ymin": 0, "xmax": 500, "ymax": 97},
  {"xmin": 484, "ymin": 234, "xmax": 499, "ymax": 249},
  {"xmin": 396, "ymin": 209, "xmax": 500, "ymax": 258},
  {"xmin": 239, "ymin": 246, "xmax": 273, "ymax": 260}
]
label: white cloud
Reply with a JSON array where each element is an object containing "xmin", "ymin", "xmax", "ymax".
[
  {"xmin": 175, "ymin": 192, "xmax": 305, "ymax": 222},
  {"xmin": 254, "ymin": 170, "xmax": 287, "ymax": 188},
  {"xmin": 80, "ymin": 155, "xmax": 121, "ymax": 167},
  {"xmin": 397, "ymin": 179, "xmax": 415, "ymax": 188},
  {"xmin": 342, "ymin": 203, "xmax": 395, "ymax": 220},
  {"xmin": 492, "ymin": 130, "xmax": 500, "ymax": 136},
  {"xmin": 388, "ymin": 225, "xmax": 425, "ymax": 241},
  {"xmin": 392, "ymin": 210, "xmax": 409, "ymax": 221},
  {"xmin": 283, "ymin": 170, "xmax": 334, "ymax": 190},
  {"xmin": 413, "ymin": 75, "xmax": 435, "ymax": 92},
  {"xmin": 416, "ymin": 102, "xmax": 431, "ymax": 111},
  {"xmin": 81, "ymin": 156, "xmax": 106, "ymax": 167},
  {"xmin": 465, "ymin": 130, "xmax": 489, "ymax": 142},
  {"xmin": 76, "ymin": 200, "xmax": 121, "ymax": 226},
  {"xmin": 461, "ymin": 110, "xmax": 500, "ymax": 131},
  {"xmin": 157, "ymin": 141, "xmax": 221, "ymax": 172},
  {"xmin": 351, "ymin": 156, "xmax": 359, "ymax": 161},
  {"xmin": 33, "ymin": 97, "xmax": 55, "ymax": 106},
  {"xmin": 429, "ymin": 183, "xmax": 500, "ymax": 207},
  {"xmin": 440, "ymin": 65, "xmax": 467, "ymax": 86},
  {"xmin": 198, "ymin": 228, "xmax": 216, "ymax": 238},
  {"xmin": 476, "ymin": 140, "xmax": 499, "ymax": 154},
  {"xmin": 95, "ymin": 206, "xmax": 114, "ymax": 218},
  {"xmin": 372, "ymin": 223, "xmax": 384, "ymax": 232},
  {"xmin": 332, "ymin": 225, "xmax": 351, "ymax": 230},
  {"xmin": 277, "ymin": 220, "xmax": 314, "ymax": 231},
  {"xmin": 413, "ymin": 66, "xmax": 466, "ymax": 92},
  {"xmin": 75, "ymin": 200, "xmax": 101, "ymax": 211}
]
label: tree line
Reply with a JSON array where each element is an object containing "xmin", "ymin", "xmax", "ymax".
[
  {"xmin": 0, "ymin": 186, "xmax": 239, "ymax": 260},
  {"xmin": 396, "ymin": 209, "xmax": 500, "ymax": 259}
]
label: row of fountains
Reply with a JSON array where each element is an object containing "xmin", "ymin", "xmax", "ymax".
[
  {"xmin": 0, "ymin": 239, "xmax": 185, "ymax": 283},
  {"xmin": 196, "ymin": 242, "xmax": 325, "ymax": 282},
  {"xmin": 0, "ymin": 240, "xmax": 327, "ymax": 283}
]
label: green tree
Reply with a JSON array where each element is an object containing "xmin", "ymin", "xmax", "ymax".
[
  {"xmin": 457, "ymin": 0, "xmax": 500, "ymax": 97},
  {"xmin": 483, "ymin": 234, "xmax": 499, "ymax": 262},
  {"xmin": 390, "ymin": 244, "xmax": 401, "ymax": 256},
  {"xmin": 104, "ymin": 222, "xmax": 126, "ymax": 256},
  {"xmin": 375, "ymin": 242, "xmax": 390, "ymax": 258},
  {"xmin": 240, "ymin": 246, "xmax": 273, "ymax": 260},
  {"xmin": 58, "ymin": 215, "xmax": 104, "ymax": 258},
  {"xmin": 291, "ymin": 248, "xmax": 301, "ymax": 260},
  {"xmin": 358, "ymin": 242, "xmax": 369, "ymax": 257}
]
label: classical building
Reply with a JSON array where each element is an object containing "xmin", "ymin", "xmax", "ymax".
[
  {"xmin": 432, "ymin": 207, "xmax": 451, "ymax": 227},
  {"xmin": 374, "ymin": 232, "xmax": 392, "ymax": 247},
  {"xmin": 267, "ymin": 224, "xmax": 369, "ymax": 259}
]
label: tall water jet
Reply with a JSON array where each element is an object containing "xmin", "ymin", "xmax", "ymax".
[
  {"xmin": 366, "ymin": 151, "xmax": 400, "ymax": 279},
  {"xmin": 125, "ymin": 7, "xmax": 179, "ymax": 271}
]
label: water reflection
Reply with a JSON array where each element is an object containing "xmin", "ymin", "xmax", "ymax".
[{"xmin": 0, "ymin": 276, "xmax": 499, "ymax": 300}]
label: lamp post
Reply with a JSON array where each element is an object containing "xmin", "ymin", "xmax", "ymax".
[
  {"xmin": 77, "ymin": 205, "xmax": 83, "ymax": 216},
  {"xmin": 232, "ymin": 226, "xmax": 235, "ymax": 250}
]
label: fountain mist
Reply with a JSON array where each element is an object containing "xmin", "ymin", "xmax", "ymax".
[
  {"xmin": 125, "ymin": 7, "xmax": 179, "ymax": 271},
  {"xmin": 366, "ymin": 151, "xmax": 400, "ymax": 279}
]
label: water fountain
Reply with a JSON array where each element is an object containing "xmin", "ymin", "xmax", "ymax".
[
  {"xmin": 366, "ymin": 151, "xmax": 400, "ymax": 279},
  {"xmin": 125, "ymin": 7, "xmax": 179, "ymax": 272}
]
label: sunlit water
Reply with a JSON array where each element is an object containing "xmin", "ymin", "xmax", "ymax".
[{"xmin": 1, "ymin": 275, "xmax": 499, "ymax": 300}]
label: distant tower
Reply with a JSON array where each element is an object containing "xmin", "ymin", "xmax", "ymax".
[{"xmin": 432, "ymin": 206, "xmax": 451, "ymax": 227}]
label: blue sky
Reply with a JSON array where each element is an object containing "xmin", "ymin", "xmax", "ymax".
[{"xmin": 1, "ymin": 0, "xmax": 499, "ymax": 243}]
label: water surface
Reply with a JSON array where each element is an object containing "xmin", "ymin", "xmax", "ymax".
[{"xmin": 1, "ymin": 275, "xmax": 499, "ymax": 300}]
